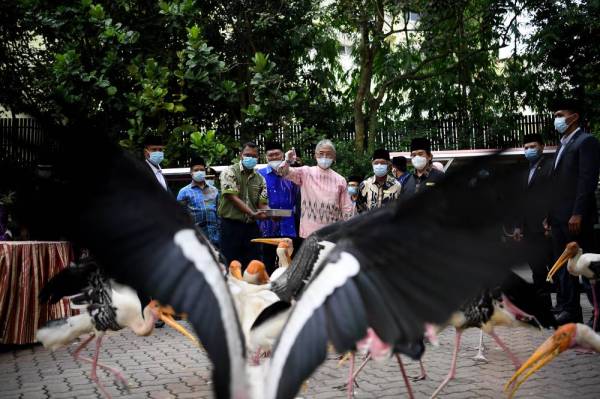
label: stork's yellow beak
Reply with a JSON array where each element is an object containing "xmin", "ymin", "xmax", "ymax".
[
  {"xmin": 157, "ymin": 306, "xmax": 201, "ymax": 348},
  {"xmin": 251, "ymin": 238, "xmax": 287, "ymax": 246},
  {"xmin": 504, "ymin": 324, "xmax": 576, "ymax": 398},
  {"xmin": 546, "ymin": 251, "xmax": 569, "ymax": 283}
]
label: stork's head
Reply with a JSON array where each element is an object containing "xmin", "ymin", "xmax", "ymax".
[
  {"xmin": 547, "ymin": 242, "xmax": 581, "ymax": 283},
  {"xmin": 145, "ymin": 300, "xmax": 200, "ymax": 345},
  {"xmin": 229, "ymin": 260, "xmax": 243, "ymax": 280},
  {"xmin": 251, "ymin": 237, "xmax": 294, "ymax": 266},
  {"xmin": 244, "ymin": 260, "xmax": 270, "ymax": 284},
  {"xmin": 505, "ymin": 323, "xmax": 578, "ymax": 398}
]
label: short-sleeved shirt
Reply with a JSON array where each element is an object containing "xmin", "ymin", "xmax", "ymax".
[
  {"xmin": 258, "ymin": 166, "xmax": 299, "ymax": 237},
  {"xmin": 177, "ymin": 182, "xmax": 220, "ymax": 246},
  {"xmin": 356, "ymin": 175, "xmax": 402, "ymax": 213},
  {"xmin": 284, "ymin": 165, "xmax": 355, "ymax": 237},
  {"xmin": 218, "ymin": 161, "xmax": 268, "ymax": 223}
]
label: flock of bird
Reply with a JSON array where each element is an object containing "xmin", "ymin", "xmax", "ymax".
[{"xmin": 24, "ymin": 126, "xmax": 600, "ymax": 398}]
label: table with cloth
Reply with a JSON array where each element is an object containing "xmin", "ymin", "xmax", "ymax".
[{"xmin": 0, "ymin": 241, "xmax": 74, "ymax": 345}]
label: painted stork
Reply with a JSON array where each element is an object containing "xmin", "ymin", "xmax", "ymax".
[
  {"xmin": 505, "ymin": 323, "xmax": 600, "ymax": 398},
  {"xmin": 37, "ymin": 257, "xmax": 198, "ymax": 398},
  {"xmin": 430, "ymin": 272, "xmax": 557, "ymax": 398},
  {"xmin": 251, "ymin": 238, "xmax": 294, "ymax": 282},
  {"xmin": 20, "ymin": 123, "xmax": 553, "ymax": 399},
  {"xmin": 546, "ymin": 241, "xmax": 600, "ymax": 330}
]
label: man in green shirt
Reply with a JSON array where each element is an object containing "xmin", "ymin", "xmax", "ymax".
[{"xmin": 218, "ymin": 141, "xmax": 269, "ymax": 270}]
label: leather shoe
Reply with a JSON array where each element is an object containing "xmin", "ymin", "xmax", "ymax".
[{"xmin": 555, "ymin": 310, "xmax": 583, "ymax": 325}]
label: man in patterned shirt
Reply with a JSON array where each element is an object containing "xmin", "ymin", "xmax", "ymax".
[
  {"xmin": 356, "ymin": 148, "xmax": 402, "ymax": 213},
  {"xmin": 177, "ymin": 156, "xmax": 220, "ymax": 248},
  {"xmin": 279, "ymin": 139, "xmax": 355, "ymax": 238},
  {"xmin": 218, "ymin": 142, "xmax": 269, "ymax": 269}
]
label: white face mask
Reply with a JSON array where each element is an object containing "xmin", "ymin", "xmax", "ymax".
[
  {"xmin": 372, "ymin": 164, "xmax": 388, "ymax": 177},
  {"xmin": 268, "ymin": 160, "xmax": 283, "ymax": 170},
  {"xmin": 192, "ymin": 170, "xmax": 206, "ymax": 182},
  {"xmin": 411, "ymin": 155, "xmax": 428, "ymax": 171},
  {"xmin": 317, "ymin": 157, "xmax": 333, "ymax": 169}
]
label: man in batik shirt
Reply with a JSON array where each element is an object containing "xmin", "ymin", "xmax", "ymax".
[{"xmin": 356, "ymin": 148, "xmax": 402, "ymax": 213}]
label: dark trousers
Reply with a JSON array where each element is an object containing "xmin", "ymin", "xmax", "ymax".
[
  {"xmin": 220, "ymin": 218, "xmax": 262, "ymax": 271},
  {"xmin": 551, "ymin": 222, "xmax": 596, "ymax": 315},
  {"xmin": 524, "ymin": 232, "xmax": 554, "ymax": 311}
]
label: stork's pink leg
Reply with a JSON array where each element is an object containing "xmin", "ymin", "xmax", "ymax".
[
  {"xmin": 488, "ymin": 330, "xmax": 521, "ymax": 370},
  {"xmin": 395, "ymin": 354, "xmax": 415, "ymax": 399},
  {"xmin": 430, "ymin": 328, "xmax": 462, "ymax": 398},
  {"xmin": 347, "ymin": 352, "xmax": 355, "ymax": 399},
  {"xmin": 72, "ymin": 334, "xmax": 95, "ymax": 358},
  {"xmin": 73, "ymin": 334, "xmax": 128, "ymax": 388},
  {"xmin": 591, "ymin": 281, "xmax": 598, "ymax": 331},
  {"xmin": 88, "ymin": 334, "xmax": 112, "ymax": 399},
  {"xmin": 411, "ymin": 359, "xmax": 427, "ymax": 381},
  {"xmin": 350, "ymin": 352, "xmax": 371, "ymax": 383}
]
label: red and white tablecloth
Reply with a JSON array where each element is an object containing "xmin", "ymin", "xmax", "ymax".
[{"xmin": 0, "ymin": 241, "xmax": 74, "ymax": 345}]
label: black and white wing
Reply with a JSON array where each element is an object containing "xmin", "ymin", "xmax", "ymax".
[
  {"xmin": 25, "ymin": 127, "xmax": 246, "ymax": 399},
  {"xmin": 263, "ymin": 157, "xmax": 541, "ymax": 399}
]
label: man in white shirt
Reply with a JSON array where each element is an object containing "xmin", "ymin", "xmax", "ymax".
[{"xmin": 143, "ymin": 135, "xmax": 168, "ymax": 191}]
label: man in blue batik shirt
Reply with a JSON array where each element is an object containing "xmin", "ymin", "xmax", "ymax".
[
  {"xmin": 177, "ymin": 156, "xmax": 220, "ymax": 248},
  {"xmin": 258, "ymin": 141, "xmax": 299, "ymax": 272}
]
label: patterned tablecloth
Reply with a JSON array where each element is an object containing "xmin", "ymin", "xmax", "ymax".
[{"xmin": 0, "ymin": 241, "xmax": 74, "ymax": 345}]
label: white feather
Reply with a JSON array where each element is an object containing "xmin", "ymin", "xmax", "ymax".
[{"xmin": 36, "ymin": 313, "xmax": 93, "ymax": 351}]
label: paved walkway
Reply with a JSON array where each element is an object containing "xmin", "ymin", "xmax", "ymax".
[{"xmin": 1, "ymin": 295, "xmax": 599, "ymax": 399}]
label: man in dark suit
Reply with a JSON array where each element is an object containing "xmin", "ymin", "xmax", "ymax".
[
  {"xmin": 512, "ymin": 133, "xmax": 554, "ymax": 312},
  {"xmin": 548, "ymin": 99, "xmax": 600, "ymax": 326},
  {"xmin": 142, "ymin": 135, "xmax": 168, "ymax": 191}
]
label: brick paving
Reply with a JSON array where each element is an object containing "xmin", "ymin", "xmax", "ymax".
[{"xmin": 1, "ymin": 295, "xmax": 600, "ymax": 399}]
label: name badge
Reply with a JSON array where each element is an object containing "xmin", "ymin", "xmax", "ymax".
[{"xmin": 426, "ymin": 182, "xmax": 436, "ymax": 186}]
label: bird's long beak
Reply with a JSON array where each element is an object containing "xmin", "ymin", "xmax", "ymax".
[
  {"xmin": 157, "ymin": 306, "xmax": 201, "ymax": 347},
  {"xmin": 251, "ymin": 238, "xmax": 287, "ymax": 246},
  {"xmin": 504, "ymin": 324, "xmax": 576, "ymax": 398},
  {"xmin": 546, "ymin": 249, "xmax": 570, "ymax": 283}
]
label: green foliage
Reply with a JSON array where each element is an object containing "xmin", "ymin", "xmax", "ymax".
[
  {"xmin": 332, "ymin": 140, "xmax": 372, "ymax": 181},
  {"xmin": 189, "ymin": 130, "xmax": 229, "ymax": 167}
]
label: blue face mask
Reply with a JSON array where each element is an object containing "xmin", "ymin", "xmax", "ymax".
[
  {"xmin": 148, "ymin": 151, "xmax": 164, "ymax": 166},
  {"xmin": 192, "ymin": 170, "xmax": 206, "ymax": 182},
  {"xmin": 242, "ymin": 156, "xmax": 258, "ymax": 169},
  {"xmin": 524, "ymin": 148, "xmax": 541, "ymax": 163},
  {"xmin": 348, "ymin": 186, "xmax": 358, "ymax": 196},
  {"xmin": 554, "ymin": 117, "xmax": 568, "ymax": 134},
  {"xmin": 373, "ymin": 164, "xmax": 388, "ymax": 177}
]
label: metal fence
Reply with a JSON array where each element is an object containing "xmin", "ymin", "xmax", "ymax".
[
  {"xmin": 1, "ymin": 114, "xmax": 557, "ymax": 169},
  {"xmin": 0, "ymin": 118, "xmax": 46, "ymax": 169}
]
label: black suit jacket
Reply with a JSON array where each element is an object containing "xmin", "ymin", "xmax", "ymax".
[
  {"xmin": 143, "ymin": 159, "xmax": 172, "ymax": 194},
  {"xmin": 549, "ymin": 129, "xmax": 600, "ymax": 226},
  {"xmin": 522, "ymin": 155, "xmax": 553, "ymax": 234}
]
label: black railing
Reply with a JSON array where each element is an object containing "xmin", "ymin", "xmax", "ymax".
[{"xmin": 2, "ymin": 115, "xmax": 558, "ymax": 169}]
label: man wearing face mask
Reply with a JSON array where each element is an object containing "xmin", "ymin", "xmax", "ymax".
[
  {"xmin": 391, "ymin": 156, "xmax": 411, "ymax": 186},
  {"xmin": 547, "ymin": 99, "xmax": 600, "ymax": 326},
  {"xmin": 356, "ymin": 149, "xmax": 401, "ymax": 213},
  {"xmin": 257, "ymin": 141, "xmax": 300, "ymax": 272},
  {"xmin": 218, "ymin": 142, "xmax": 269, "ymax": 269},
  {"xmin": 401, "ymin": 137, "xmax": 444, "ymax": 197},
  {"xmin": 143, "ymin": 135, "xmax": 168, "ymax": 191},
  {"xmin": 278, "ymin": 139, "xmax": 355, "ymax": 238},
  {"xmin": 510, "ymin": 134, "xmax": 554, "ymax": 312},
  {"xmin": 177, "ymin": 156, "xmax": 220, "ymax": 248},
  {"xmin": 347, "ymin": 176, "xmax": 362, "ymax": 204}
]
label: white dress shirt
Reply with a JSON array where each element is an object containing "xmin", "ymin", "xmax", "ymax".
[
  {"xmin": 146, "ymin": 159, "xmax": 168, "ymax": 190},
  {"xmin": 554, "ymin": 127, "xmax": 581, "ymax": 168}
]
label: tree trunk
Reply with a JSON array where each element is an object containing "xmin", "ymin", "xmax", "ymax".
[{"xmin": 354, "ymin": 19, "xmax": 373, "ymax": 154}]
